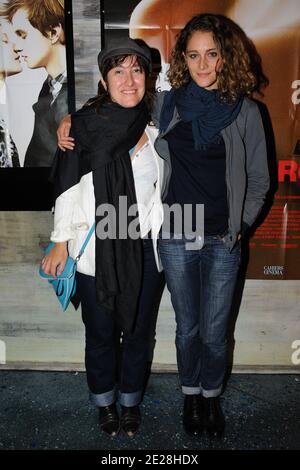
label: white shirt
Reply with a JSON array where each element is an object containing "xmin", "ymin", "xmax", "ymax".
[
  {"xmin": 131, "ymin": 140, "xmax": 158, "ymax": 237},
  {"xmin": 51, "ymin": 125, "xmax": 164, "ymax": 275}
]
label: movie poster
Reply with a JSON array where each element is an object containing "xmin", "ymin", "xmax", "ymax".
[
  {"xmin": 0, "ymin": 0, "xmax": 68, "ymax": 168},
  {"xmin": 105, "ymin": 0, "xmax": 300, "ymax": 280}
]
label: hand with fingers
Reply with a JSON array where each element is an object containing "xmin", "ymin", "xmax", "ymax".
[
  {"xmin": 41, "ymin": 242, "xmax": 68, "ymax": 278},
  {"xmin": 57, "ymin": 114, "xmax": 74, "ymax": 151}
]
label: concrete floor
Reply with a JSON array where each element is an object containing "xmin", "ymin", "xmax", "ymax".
[{"xmin": 0, "ymin": 371, "xmax": 299, "ymax": 451}]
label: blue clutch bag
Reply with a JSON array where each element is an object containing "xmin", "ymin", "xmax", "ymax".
[
  {"xmin": 39, "ymin": 242, "xmax": 77, "ymax": 311},
  {"xmin": 39, "ymin": 224, "xmax": 95, "ymax": 311}
]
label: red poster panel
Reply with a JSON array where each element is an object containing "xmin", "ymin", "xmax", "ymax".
[{"xmin": 126, "ymin": 0, "xmax": 300, "ymax": 279}]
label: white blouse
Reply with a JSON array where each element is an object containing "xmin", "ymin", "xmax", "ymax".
[
  {"xmin": 131, "ymin": 140, "xmax": 158, "ymax": 238},
  {"xmin": 51, "ymin": 126, "xmax": 164, "ymax": 275}
]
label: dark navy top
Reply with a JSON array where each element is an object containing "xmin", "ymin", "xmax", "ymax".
[{"xmin": 164, "ymin": 120, "xmax": 228, "ymax": 235}]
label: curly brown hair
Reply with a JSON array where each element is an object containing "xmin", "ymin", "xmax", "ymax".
[{"xmin": 168, "ymin": 13, "xmax": 268, "ymax": 102}]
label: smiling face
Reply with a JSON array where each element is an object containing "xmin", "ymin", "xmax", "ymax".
[
  {"xmin": 11, "ymin": 8, "xmax": 52, "ymax": 69},
  {"xmin": 0, "ymin": 20, "xmax": 22, "ymax": 76},
  {"xmin": 183, "ymin": 30, "xmax": 222, "ymax": 90},
  {"xmin": 105, "ymin": 55, "xmax": 146, "ymax": 108}
]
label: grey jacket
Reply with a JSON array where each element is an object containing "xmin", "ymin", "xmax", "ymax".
[{"xmin": 152, "ymin": 92, "xmax": 270, "ymax": 250}]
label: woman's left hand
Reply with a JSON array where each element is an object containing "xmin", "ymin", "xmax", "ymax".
[{"xmin": 41, "ymin": 242, "xmax": 68, "ymax": 278}]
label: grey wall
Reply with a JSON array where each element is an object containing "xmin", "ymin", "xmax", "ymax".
[
  {"xmin": 72, "ymin": 0, "xmax": 102, "ymax": 108},
  {"xmin": 0, "ymin": 211, "xmax": 299, "ymax": 372}
]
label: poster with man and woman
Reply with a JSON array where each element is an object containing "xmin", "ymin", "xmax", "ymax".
[{"xmin": 0, "ymin": 0, "xmax": 68, "ymax": 168}]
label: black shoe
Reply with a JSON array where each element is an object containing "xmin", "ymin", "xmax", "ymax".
[
  {"xmin": 183, "ymin": 394, "xmax": 204, "ymax": 437},
  {"xmin": 202, "ymin": 396, "xmax": 225, "ymax": 438},
  {"xmin": 98, "ymin": 403, "xmax": 120, "ymax": 436},
  {"xmin": 120, "ymin": 405, "xmax": 141, "ymax": 437}
]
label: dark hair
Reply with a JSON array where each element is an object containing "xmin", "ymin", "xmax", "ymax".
[
  {"xmin": 168, "ymin": 13, "xmax": 268, "ymax": 102},
  {"xmin": 85, "ymin": 54, "xmax": 153, "ymax": 113}
]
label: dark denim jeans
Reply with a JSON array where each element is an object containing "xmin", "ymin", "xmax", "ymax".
[
  {"xmin": 158, "ymin": 234, "xmax": 241, "ymax": 397},
  {"xmin": 76, "ymin": 238, "xmax": 164, "ymax": 407}
]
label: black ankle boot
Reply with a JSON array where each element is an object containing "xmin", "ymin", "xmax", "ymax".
[
  {"xmin": 183, "ymin": 394, "xmax": 204, "ymax": 437},
  {"xmin": 203, "ymin": 396, "xmax": 225, "ymax": 438},
  {"xmin": 98, "ymin": 403, "xmax": 120, "ymax": 436},
  {"xmin": 120, "ymin": 405, "xmax": 141, "ymax": 437}
]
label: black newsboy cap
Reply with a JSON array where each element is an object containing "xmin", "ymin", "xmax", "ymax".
[{"xmin": 97, "ymin": 38, "xmax": 152, "ymax": 72}]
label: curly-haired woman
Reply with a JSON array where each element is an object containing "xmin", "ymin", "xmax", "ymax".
[{"xmin": 153, "ymin": 13, "xmax": 270, "ymax": 438}]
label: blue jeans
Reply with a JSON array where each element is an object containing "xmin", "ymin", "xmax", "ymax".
[
  {"xmin": 158, "ymin": 234, "xmax": 241, "ymax": 397},
  {"xmin": 77, "ymin": 238, "xmax": 164, "ymax": 407}
]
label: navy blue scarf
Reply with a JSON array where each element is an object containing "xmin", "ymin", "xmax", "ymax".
[{"xmin": 160, "ymin": 80, "xmax": 243, "ymax": 148}]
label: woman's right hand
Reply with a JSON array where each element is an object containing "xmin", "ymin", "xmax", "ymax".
[
  {"xmin": 57, "ymin": 114, "xmax": 75, "ymax": 151},
  {"xmin": 41, "ymin": 242, "xmax": 68, "ymax": 278}
]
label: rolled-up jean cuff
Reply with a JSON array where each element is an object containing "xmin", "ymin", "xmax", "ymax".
[
  {"xmin": 118, "ymin": 390, "xmax": 142, "ymax": 407},
  {"xmin": 90, "ymin": 388, "xmax": 116, "ymax": 407},
  {"xmin": 182, "ymin": 386, "xmax": 201, "ymax": 395},
  {"xmin": 201, "ymin": 385, "xmax": 222, "ymax": 398}
]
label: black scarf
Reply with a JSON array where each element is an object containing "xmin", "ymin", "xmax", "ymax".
[
  {"xmin": 51, "ymin": 100, "xmax": 149, "ymax": 334},
  {"xmin": 160, "ymin": 80, "xmax": 243, "ymax": 148}
]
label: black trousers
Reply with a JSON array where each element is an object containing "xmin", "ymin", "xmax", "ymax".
[{"xmin": 76, "ymin": 238, "xmax": 165, "ymax": 407}]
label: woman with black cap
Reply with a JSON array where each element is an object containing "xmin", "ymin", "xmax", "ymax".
[{"xmin": 41, "ymin": 38, "xmax": 165, "ymax": 437}]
